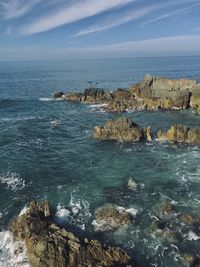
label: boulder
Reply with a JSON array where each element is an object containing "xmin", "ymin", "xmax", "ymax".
[
  {"xmin": 93, "ymin": 204, "xmax": 133, "ymax": 231},
  {"xmin": 93, "ymin": 117, "xmax": 152, "ymax": 143},
  {"xmin": 9, "ymin": 201, "xmax": 134, "ymax": 267}
]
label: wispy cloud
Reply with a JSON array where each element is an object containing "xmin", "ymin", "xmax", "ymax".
[
  {"xmin": 56, "ymin": 35, "xmax": 200, "ymax": 57},
  {"xmin": 0, "ymin": 0, "xmax": 41, "ymax": 20},
  {"xmin": 143, "ymin": 1, "xmax": 200, "ymax": 26},
  {"xmin": 74, "ymin": 6, "xmax": 156, "ymax": 37},
  {"xmin": 73, "ymin": 0, "xmax": 200, "ymax": 37},
  {"xmin": 19, "ymin": 0, "xmax": 134, "ymax": 35}
]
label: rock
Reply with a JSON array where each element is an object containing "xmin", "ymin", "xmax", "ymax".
[
  {"xmin": 53, "ymin": 91, "xmax": 64, "ymax": 98},
  {"xmin": 157, "ymin": 125, "xmax": 200, "ymax": 144},
  {"xmin": 93, "ymin": 117, "xmax": 152, "ymax": 143},
  {"xmin": 54, "ymin": 75, "xmax": 200, "ymax": 113},
  {"xmin": 93, "ymin": 204, "xmax": 133, "ymax": 232},
  {"xmin": 65, "ymin": 92, "xmax": 82, "ymax": 101},
  {"xmin": 184, "ymin": 255, "xmax": 200, "ymax": 267},
  {"xmin": 127, "ymin": 178, "xmax": 138, "ymax": 191},
  {"xmin": 154, "ymin": 202, "xmax": 176, "ymax": 220},
  {"xmin": 9, "ymin": 201, "xmax": 134, "ymax": 267},
  {"xmin": 178, "ymin": 214, "xmax": 200, "ymax": 226}
]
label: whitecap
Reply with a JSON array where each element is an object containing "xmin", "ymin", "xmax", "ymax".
[
  {"xmin": 56, "ymin": 204, "xmax": 70, "ymax": 218},
  {"xmin": 117, "ymin": 206, "xmax": 138, "ymax": 217},
  {"xmin": 0, "ymin": 230, "xmax": 30, "ymax": 267},
  {"xmin": 19, "ymin": 206, "xmax": 29, "ymax": 217},
  {"xmin": 89, "ymin": 103, "xmax": 108, "ymax": 108},
  {"xmin": 38, "ymin": 97, "xmax": 54, "ymax": 102},
  {"xmin": 187, "ymin": 230, "xmax": 200, "ymax": 241},
  {"xmin": 0, "ymin": 172, "xmax": 25, "ymax": 192}
]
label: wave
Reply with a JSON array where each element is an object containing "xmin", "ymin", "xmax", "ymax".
[
  {"xmin": 89, "ymin": 103, "xmax": 108, "ymax": 108},
  {"xmin": 56, "ymin": 195, "xmax": 91, "ymax": 231},
  {"xmin": 38, "ymin": 97, "xmax": 54, "ymax": 102},
  {"xmin": 0, "ymin": 230, "xmax": 29, "ymax": 267},
  {"xmin": 0, "ymin": 116, "xmax": 38, "ymax": 123},
  {"xmin": 0, "ymin": 172, "xmax": 25, "ymax": 192}
]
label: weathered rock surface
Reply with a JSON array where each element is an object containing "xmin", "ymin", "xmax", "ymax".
[
  {"xmin": 53, "ymin": 91, "xmax": 64, "ymax": 98},
  {"xmin": 9, "ymin": 201, "xmax": 134, "ymax": 267},
  {"xmin": 157, "ymin": 125, "xmax": 200, "ymax": 144},
  {"xmin": 93, "ymin": 117, "xmax": 152, "ymax": 143},
  {"xmin": 93, "ymin": 204, "xmax": 133, "ymax": 232},
  {"xmin": 54, "ymin": 75, "xmax": 200, "ymax": 113}
]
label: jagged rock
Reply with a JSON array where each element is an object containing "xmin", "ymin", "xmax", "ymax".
[
  {"xmin": 9, "ymin": 201, "xmax": 134, "ymax": 267},
  {"xmin": 127, "ymin": 178, "xmax": 138, "ymax": 191},
  {"xmin": 53, "ymin": 75, "xmax": 200, "ymax": 113},
  {"xmin": 157, "ymin": 125, "xmax": 200, "ymax": 144},
  {"xmin": 93, "ymin": 204, "xmax": 133, "ymax": 231},
  {"xmin": 93, "ymin": 117, "xmax": 152, "ymax": 143},
  {"xmin": 53, "ymin": 91, "xmax": 64, "ymax": 98}
]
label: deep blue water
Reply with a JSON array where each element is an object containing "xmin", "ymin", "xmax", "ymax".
[{"xmin": 0, "ymin": 57, "xmax": 200, "ymax": 267}]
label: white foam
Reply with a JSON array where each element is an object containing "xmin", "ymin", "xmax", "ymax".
[
  {"xmin": 0, "ymin": 116, "xmax": 37, "ymax": 123},
  {"xmin": 0, "ymin": 172, "xmax": 25, "ymax": 192},
  {"xmin": 56, "ymin": 204, "xmax": 70, "ymax": 218},
  {"xmin": 69, "ymin": 196, "xmax": 91, "ymax": 230},
  {"xmin": 19, "ymin": 206, "xmax": 29, "ymax": 217},
  {"xmin": 117, "ymin": 206, "xmax": 138, "ymax": 217},
  {"xmin": 0, "ymin": 230, "xmax": 30, "ymax": 267},
  {"xmin": 38, "ymin": 97, "xmax": 54, "ymax": 102},
  {"xmin": 187, "ymin": 230, "xmax": 200, "ymax": 241},
  {"xmin": 90, "ymin": 103, "xmax": 108, "ymax": 108}
]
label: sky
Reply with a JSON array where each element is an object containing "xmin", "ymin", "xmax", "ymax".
[{"xmin": 0, "ymin": 0, "xmax": 200, "ymax": 61}]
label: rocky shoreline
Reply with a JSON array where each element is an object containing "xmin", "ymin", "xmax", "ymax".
[
  {"xmin": 54, "ymin": 75, "xmax": 200, "ymax": 114},
  {"xmin": 9, "ymin": 201, "xmax": 134, "ymax": 267}
]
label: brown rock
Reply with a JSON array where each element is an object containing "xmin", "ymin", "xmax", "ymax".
[
  {"xmin": 9, "ymin": 201, "xmax": 134, "ymax": 267},
  {"xmin": 93, "ymin": 204, "xmax": 132, "ymax": 231},
  {"xmin": 157, "ymin": 125, "xmax": 200, "ymax": 144},
  {"xmin": 93, "ymin": 117, "xmax": 151, "ymax": 143}
]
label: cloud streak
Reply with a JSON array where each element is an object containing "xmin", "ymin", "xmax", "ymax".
[
  {"xmin": 143, "ymin": 1, "xmax": 200, "ymax": 26},
  {"xmin": 0, "ymin": 0, "xmax": 41, "ymax": 20},
  {"xmin": 19, "ymin": 0, "xmax": 134, "ymax": 35},
  {"xmin": 74, "ymin": 6, "xmax": 156, "ymax": 37}
]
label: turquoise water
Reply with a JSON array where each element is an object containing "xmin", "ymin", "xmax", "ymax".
[{"xmin": 0, "ymin": 57, "xmax": 200, "ymax": 267}]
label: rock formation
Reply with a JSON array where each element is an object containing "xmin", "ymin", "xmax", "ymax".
[
  {"xmin": 9, "ymin": 201, "xmax": 134, "ymax": 267},
  {"xmin": 93, "ymin": 204, "xmax": 133, "ymax": 232},
  {"xmin": 157, "ymin": 125, "xmax": 200, "ymax": 144},
  {"xmin": 53, "ymin": 75, "xmax": 200, "ymax": 113},
  {"xmin": 93, "ymin": 117, "xmax": 152, "ymax": 143}
]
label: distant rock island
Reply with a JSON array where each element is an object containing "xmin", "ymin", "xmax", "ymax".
[{"xmin": 54, "ymin": 75, "xmax": 200, "ymax": 113}]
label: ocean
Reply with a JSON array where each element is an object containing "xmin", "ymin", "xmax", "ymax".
[{"xmin": 0, "ymin": 57, "xmax": 200, "ymax": 267}]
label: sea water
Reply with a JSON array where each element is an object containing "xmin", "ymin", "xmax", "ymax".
[{"xmin": 0, "ymin": 57, "xmax": 200, "ymax": 267}]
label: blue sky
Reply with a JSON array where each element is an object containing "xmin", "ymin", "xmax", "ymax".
[{"xmin": 0, "ymin": 0, "xmax": 200, "ymax": 60}]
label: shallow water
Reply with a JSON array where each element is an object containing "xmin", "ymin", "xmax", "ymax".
[{"xmin": 0, "ymin": 57, "xmax": 200, "ymax": 267}]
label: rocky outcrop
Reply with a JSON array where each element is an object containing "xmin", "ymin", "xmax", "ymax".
[
  {"xmin": 53, "ymin": 91, "xmax": 64, "ymax": 98},
  {"xmin": 157, "ymin": 125, "xmax": 200, "ymax": 144},
  {"xmin": 93, "ymin": 204, "xmax": 133, "ymax": 232},
  {"xmin": 9, "ymin": 201, "xmax": 134, "ymax": 267},
  {"xmin": 54, "ymin": 75, "xmax": 200, "ymax": 113},
  {"xmin": 93, "ymin": 117, "xmax": 152, "ymax": 143}
]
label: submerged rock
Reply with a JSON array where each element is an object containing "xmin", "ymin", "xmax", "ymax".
[
  {"xmin": 93, "ymin": 117, "xmax": 152, "ymax": 143},
  {"xmin": 9, "ymin": 201, "xmax": 134, "ymax": 267},
  {"xmin": 93, "ymin": 204, "xmax": 133, "ymax": 232},
  {"xmin": 157, "ymin": 125, "xmax": 200, "ymax": 144}
]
